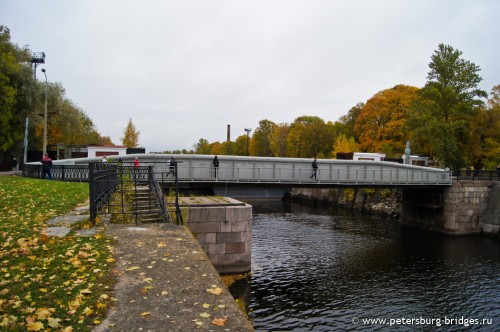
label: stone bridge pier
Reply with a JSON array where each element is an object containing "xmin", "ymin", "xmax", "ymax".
[{"xmin": 401, "ymin": 181, "xmax": 500, "ymax": 239}]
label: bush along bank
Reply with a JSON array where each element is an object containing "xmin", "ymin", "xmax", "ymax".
[{"xmin": 289, "ymin": 187, "xmax": 401, "ymax": 220}]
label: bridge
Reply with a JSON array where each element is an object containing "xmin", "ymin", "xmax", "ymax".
[
  {"xmin": 23, "ymin": 154, "xmax": 498, "ymax": 241},
  {"xmin": 30, "ymin": 154, "xmax": 452, "ymax": 188}
]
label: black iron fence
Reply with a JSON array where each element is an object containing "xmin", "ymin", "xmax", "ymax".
[
  {"xmin": 89, "ymin": 163, "xmax": 119, "ymax": 222},
  {"xmin": 454, "ymin": 169, "xmax": 500, "ymax": 181},
  {"xmin": 22, "ymin": 163, "xmax": 178, "ymax": 225},
  {"xmin": 90, "ymin": 164, "xmax": 173, "ymax": 224},
  {"xmin": 23, "ymin": 164, "xmax": 89, "ymax": 181}
]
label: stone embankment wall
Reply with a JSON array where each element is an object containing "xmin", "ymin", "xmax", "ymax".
[
  {"xmin": 290, "ymin": 187, "xmax": 401, "ymax": 218},
  {"xmin": 481, "ymin": 182, "xmax": 500, "ymax": 240},
  {"xmin": 401, "ymin": 181, "xmax": 498, "ymax": 237},
  {"xmin": 292, "ymin": 182, "xmax": 500, "ymax": 239},
  {"xmin": 183, "ymin": 198, "xmax": 252, "ymax": 275}
]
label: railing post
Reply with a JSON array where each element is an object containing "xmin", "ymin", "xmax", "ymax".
[
  {"xmin": 174, "ymin": 161, "xmax": 182, "ymax": 224},
  {"xmin": 89, "ymin": 163, "xmax": 96, "ymax": 223}
]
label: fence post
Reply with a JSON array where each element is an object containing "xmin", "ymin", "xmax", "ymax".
[
  {"xmin": 174, "ymin": 161, "xmax": 182, "ymax": 224},
  {"xmin": 89, "ymin": 163, "xmax": 96, "ymax": 223}
]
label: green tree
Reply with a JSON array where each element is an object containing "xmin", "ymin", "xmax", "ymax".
[
  {"xmin": 251, "ymin": 119, "xmax": 277, "ymax": 156},
  {"xmin": 121, "ymin": 118, "xmax": 140, "ymax": 148},
  {"xmin": 410, "ymin": 44, "xmax": 487, "ymax": 170},
  {"xmin": 0, "ymin": 26, "xmax": 39, "ymax": 161}
]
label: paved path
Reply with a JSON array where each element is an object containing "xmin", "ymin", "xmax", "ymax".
[{"xmin": 94, "ymin": 223, "xmax": 254, "ymax": 332}]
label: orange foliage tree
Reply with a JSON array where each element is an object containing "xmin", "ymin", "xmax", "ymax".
[{"xmin": 354, "ymin": 85, "xmax": 419, "ymax": 154}]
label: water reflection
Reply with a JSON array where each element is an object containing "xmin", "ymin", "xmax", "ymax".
[{"xmin": 240, "ymin": 199, "xmax": 500, "ymax": 331}]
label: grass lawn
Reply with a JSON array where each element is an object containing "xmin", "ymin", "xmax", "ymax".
[{"xmin": 0, "ymin": 176, "xmax": 115, "ymax": 331}]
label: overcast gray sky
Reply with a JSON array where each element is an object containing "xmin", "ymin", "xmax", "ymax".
[{"xmin": 2, "ymin": 0, "xmax": 499, "ymax": 152}]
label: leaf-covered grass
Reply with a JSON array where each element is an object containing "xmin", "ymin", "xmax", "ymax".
[{"xmin": 0, "ymin": 177, "xmax": 115, "ymax": 331}]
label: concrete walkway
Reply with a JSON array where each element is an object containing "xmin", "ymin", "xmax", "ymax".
[{"xmin": 94, "ymin": 223, "xmax": 254, "ymax": 331}]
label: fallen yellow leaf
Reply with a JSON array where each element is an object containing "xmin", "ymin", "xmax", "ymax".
[
  {"xmin": 206, "ymin": 287, "xmax": 223, "ymax": 295},
  {"xmin": 126, "ymin": 266, "xmax": 140, "ymax": 271}
]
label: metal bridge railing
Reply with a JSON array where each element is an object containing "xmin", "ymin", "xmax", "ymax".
[
  {"xmin": 454, "ymin": 169, "xmax": 500, "ymax": 181},
  {"xmin": 157, "ymin": 166, "xmax": 452, "ymax": 186}
]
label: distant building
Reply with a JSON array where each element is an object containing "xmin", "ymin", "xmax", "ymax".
[
  {"xmin": 402, "ymin": 155, "xmax": 429, "ymax": 166},
  {"xmin": 352, "ymin": 152, "xmax": 386, "ymax": 161},
  {"xmin": 87, "ymin": 145, "xmax": 127, "ymax": 158}
]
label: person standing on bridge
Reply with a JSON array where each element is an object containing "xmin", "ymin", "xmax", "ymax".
[
  {"xmin": 166, "ymin": 157, "xmax": 176, "ymax": 177},
  {"xmin": 213, "ymin": 155, "xmax": 219, "ymax": 179},
  {"xmin": 310, "ymin": 157, "xmax": 318, "ymax": 180}
]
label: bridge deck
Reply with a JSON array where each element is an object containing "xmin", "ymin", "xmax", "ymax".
[{"xmin": 48, "ymin": 154, "xmax": 452, "ymax": 187}]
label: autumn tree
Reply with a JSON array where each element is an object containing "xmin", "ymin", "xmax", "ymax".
[
  {"xmin": 121, "ymin": 118, "xmax": 140, "ymax": 148},
  {"xmin": 332, "ymin": 134, "xmax": 359, "ymax": 157},
  {"xmin": 194, "ymin": 138, "xmax": 211, "ymax": 154},
  {"xmin": 410, "ymin": 44, "xmax": 487, "ymax": 170},
  {"xmin": 251, "ymin": 119, "xmax": 277, "ymax": 157},
  {"xmin": 287, "ymin": 116, "xmax": 334, "ymax": 158},
  {"xmin": 354, "ymin": 85, "xmax": 419, "ymax": 154},
  {"xmin": 270, "ymin": 123, "xmax": 290, "ymax": 157},
  {"xmin": 233, "ymin": 135, "xmax": 250, "ymax": 156},
  {"xmin": 336, "ymin": 102, "xmax": 364, "ymax": 141},
  {"xmin": 476, "ymin": 85, "xmax": 500, "ymax": 168}
]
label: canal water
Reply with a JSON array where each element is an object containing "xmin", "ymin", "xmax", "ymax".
[{"xmin": 240, "ymin": 199, "xmax": 500, "ymax": 331}]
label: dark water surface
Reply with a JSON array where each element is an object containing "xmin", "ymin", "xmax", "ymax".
[{"xmin": 240, "ymin": 199, "xmax": 500, "ymax": 331}]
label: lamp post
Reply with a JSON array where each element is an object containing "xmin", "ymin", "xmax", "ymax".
[
  {"xmin": 244, "ymin": 128, "xmax": 252, "ymax": 156},
  {"xmin": 41, "ymin": 68, "xmax": 48, "ymax": 155}
]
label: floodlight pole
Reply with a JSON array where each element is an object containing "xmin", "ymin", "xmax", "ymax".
[{"xmin": 41, "ymin": 68, "xmax": 48, "ymax": 155}]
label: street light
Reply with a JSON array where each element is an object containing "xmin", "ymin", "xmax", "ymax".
[
  {"xmin": 41, "ymin": 68, "xmax": 48, "ymax": 155},
  {"xmin": 244, "ymin": 128, "xmax": 252, "ymax": 156}
]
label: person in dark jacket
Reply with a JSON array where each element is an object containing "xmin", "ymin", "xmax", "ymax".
[
  {"xmin": 41, "ymin": 154, "xmax": 53, "ymax": 180},
  {"xmin": 310, "ymin": 157, "xmax": 318, "ymax": 180},
  {"xmin": 166, "ymin": 157, "xmax": 176, "ymax": 177},
  {"xmin": 11, "ymin": 158, "xmax": 18, "ymax": 171},
  {"xmin": 213, "ymin": 155, "xmax": 220, "ymax": 178}
]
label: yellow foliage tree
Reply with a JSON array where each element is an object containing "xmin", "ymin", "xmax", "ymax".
[{"xmin": 121, "ymin": 118, "xmax": 140, "ymax": 148}]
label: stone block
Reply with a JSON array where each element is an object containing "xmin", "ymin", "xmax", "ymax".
[
  {"xmin": 189, "ymin": 207, "xmax": 226, "ymax": 222},
  {"xmin": 189, "ymin": 222, "xmax": 221, "ymax": 233},
  {"xmin": 217, "ymin": 232, "xmax": 241, "ymax": 243},
  {"xmin": 240, "ymin": 230, "xmax": 252, "ymax": 243},
  {"xmin": 231, "ymin": 221, "xmax": 248, "ymax": 232},
  {"xmin": 195, "ymin": 232, "xmax": 216, "ymax": 244},
  {"xmin": 221, "ymin": 221, "xmax": 232, "ymax": 233},
  {"xmin": 226, "ymin": 242, "xmax": 246, "ymax": 254},
  {"xmin": 226, "ymin": 205, "xmax": 252, "ymax": 222},
  {"xmin": 207, "ymin": 243, "xmax": 226, "ymax": 255}
]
